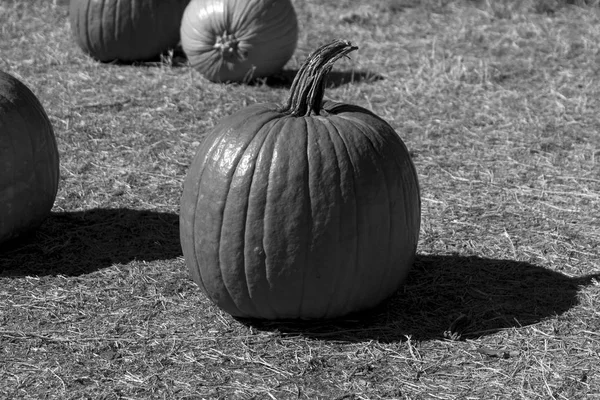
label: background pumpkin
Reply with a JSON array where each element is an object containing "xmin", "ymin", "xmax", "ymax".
[
  {"xmin": 179, "ymin": 40, "xmax": 421, "ymax": 320},
  {"xmin": 0, "ymin": 70, "xmax": 60, "ymax": 245},
  {"xmin": 69, "ymin": 0, "xmax": 190, "ymax": 62},
  {"xmin": 180, "ymin": 0, "xmax": 298, "ymax": 83}
]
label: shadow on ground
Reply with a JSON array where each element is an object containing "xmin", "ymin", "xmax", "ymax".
[
  {"xmin": 242, "ymin": 254, "xmax": 600, "ymax": 342},
  {"xmin": 103, "ymin": 47, "xmax": 189, "ymax": 67},
  {"xmin": 0, "ymin": 208, "xmax": 181, "ymax": 277},
  {"xmin": 108, "ymin": 51, "xmax": 384, "ymax": 89},
  {"xmin": 252, "ymin": 68, "xmax": 384, "ymax": 89}
]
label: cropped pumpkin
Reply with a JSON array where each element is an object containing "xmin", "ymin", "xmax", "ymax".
[
  {"xmin": 69, "ymin": 0, "xmax": 190, "ymax": 62},
  {"xmin": 179, "ymin": 40, "xmax": 421, "ymax": 320},
  {"xmin": 180, "ymin": 0, "xmax": 298, "ymax": 82},
  {"xmin": 0, "ymin": 71, "xmax": 60, "ymax": 245}
]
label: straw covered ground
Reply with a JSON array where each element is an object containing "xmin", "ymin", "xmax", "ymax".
[{"xmin": 1, "ymin": 0, "xmax": 599, "ymax": 398}]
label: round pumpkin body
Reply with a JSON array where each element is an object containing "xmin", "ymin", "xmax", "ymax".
[
  {"xmin": 0, "ymin": 71, "xmax": 60, "ymax": 245},
  {"xmin": 69, "ymin": 0, "xmax": 190, "ymax": 62},
  {"xmin": 180, "ymin": 101, "xmax": 421, "ymax": 320},
  {"xmin": 180, "ymin": 42, "xmax": 421, "ymax": 320},
  {"xmin": 180, "ymin": 0, "xmax": 298, "ymax": 82}
]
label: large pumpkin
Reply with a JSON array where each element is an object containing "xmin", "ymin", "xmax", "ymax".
[
  {"xmin": 0, "ymin": 71, "xmax": 60, "ymax": 245},
  {"xmin": 180, "ymin": 0, "xmax": 298, "ymax": 83},
  {"xmin": 69, "ymin": 0, "xmax": 190, "ymax": 62},
  {"xmin": 179, "ymin": 40, "xmax": 421, "ymax": 320}
]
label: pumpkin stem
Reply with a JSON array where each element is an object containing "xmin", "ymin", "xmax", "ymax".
[
  {"xmin": 214, "ymin": 32, "xmax": 247, "ymax": 63},
  {"xmin": 283, "ymin": 40, "xmax": 358, "ymax": 117}
]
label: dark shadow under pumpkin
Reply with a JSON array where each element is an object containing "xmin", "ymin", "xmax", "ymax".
[
  {"xmin": 93, "ymin": 46, "xmax": 189, "ymax": 67},
  {"xmin": 100, "ymin": 48, "xmax": 384, "ymax": 88},
  {"xmin": 0, "ymin": 208, "xmax": 181, "ymax": 277},
  {"xmin": 251, "ymin": 68, "xmax": 385, "ymax": 89},
  {"xmin": 238, "ymin": 254, "xmax": 599, "ymax": 342}
]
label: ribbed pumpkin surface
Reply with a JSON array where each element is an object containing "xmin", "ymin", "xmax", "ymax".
[
  {"xmin": 0, "ymin": 71, "xmax": 60, "ymax": 244},
  {"xmin": 180, "ymin": 0, "xmax": 298, "ymax": 82},
  {"xmin": 179, "ymin": 41, "xmax": 421, "ymax": 320},
  {"xmin": 69, "ymin": 0, "xmax": 190, "ymax": 62}
]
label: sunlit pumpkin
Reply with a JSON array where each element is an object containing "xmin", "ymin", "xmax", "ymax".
[
  {"xmin": 0, "ymin": 71, "xmax": 60, "ymax": 245},
  {"xmin": 180, "ymin": 0, "xmax": 298, "ymax": 82},
  {"xmin": 69, "ymin": 0, "xmax": 190, "ymax": 62},
  {"xmin": 179, "ymin": 40, "xmax": 421, "ymax": 320}
]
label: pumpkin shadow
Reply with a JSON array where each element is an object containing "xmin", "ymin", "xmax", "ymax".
[
  {"xmin": 0, "ymin": 208, "xmax": 181, "ymax": 277},
  {"xmin": 240, "ymin": 254, "xmax": 599, "ymax": 342},
  {"xmin": 99, "ymin": 46, "xmax": 189, "ymax": 67},
  {"xmin": 253, "ymin": 69, "xmax": 384, "ymax": 89}
]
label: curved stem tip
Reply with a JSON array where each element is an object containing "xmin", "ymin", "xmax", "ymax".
[{"xmin": 283, "ymin": 39, "xmax": 358, "ymax": 117}]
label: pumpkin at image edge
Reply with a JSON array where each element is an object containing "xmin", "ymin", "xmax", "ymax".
[
  {"xmin": 69, "ymin": 0, "xmax": 190, "ymax": 62},
  {"xmin": 0, "ymin": 70, "xmax": 60, "ymax": 245},
  {"xmin": 180, "ymin": 0, "xmax": 298, "ymax": 82},
  {"xmin": 179, "ymin": 40, "xmax": 421, "ymax": 320}
]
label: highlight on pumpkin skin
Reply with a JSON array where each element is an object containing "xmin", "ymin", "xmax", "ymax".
[
  {"xmin": 283, "ymin": 40, "xmax": 359, "ymax": 117},
  {"xmin": 180, "ymin": 0, "xmax": 298, "ymax": 83}
]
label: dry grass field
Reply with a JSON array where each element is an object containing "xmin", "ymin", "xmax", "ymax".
[{"xmin": 1, "ymin": 0, "xmax": 599, "ymax": 398}]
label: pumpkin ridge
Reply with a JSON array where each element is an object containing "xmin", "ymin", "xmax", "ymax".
[
  {"xmin": 316, "ymin": 118, "xmax": 347, "ymax": 318},
  {"xmin": 334, "ymin": 117, "xmax": 396, "ymax": 312},
  {"xmin": 238, "ymin": 2, "xmax": 296, "ymax": 40},
  {"xmin": 240, "ymin": 119, "xmax": 284, "ymax": 317},
  {"xmin": 229, "ymin": 0, "xmax": 251, "ymax": 33},
  {"xmin": 342, "ymin": 115, "xmax": 421, "ymax": 299},
  {"xmin": 84, "ymin": 0, "xmax": 93, "ymax": 57},
  {"xmin": 220, "ymin": 0, "xmax": 231, "ymax": 35},
  {"xmin": 218, "ymin": 134, "xmax": 257, "ymax": 317},
  {"xmin": 375, "ymin": 129, "xmax": 421, "ymax": 237},
  {"xmin": 368, "ymin": 119, "xmax": 421, "ymax": 303},
  {"xmin": 194, "ymin": 135, "xmax": 240, "ymax": 312},
  {"xmin": 114, "ymin": 0, "xmax": 121, "ymax": 49},
  {"xmin": 98, "ymin": 0, "xmax": 107, "ymax": 60},
  {"xmin": 222, "ymin": 0, "xmax": 231, "ymax": 29},
  {"xmin": 304, "ymin": 116, "xmax": 349, "ymax": 318},
  {"xmin": 207, "ymin": 1, "xmax": 227, "ymax": 71},
  {"xmin": 222, "ymin": 115, "xmax": 283, "ymax": 317},
  {"xmin": 335, "ymin": 111, "xmax": 421, "ymax": 198},
  {"xmin": 289, "ymin": 116, "xmax": 313, "ymax": 318},
  {"xmin": 296, "ymin": 116, "xmax": 312, "ymax": 318},
  {"xmin": 232, "ymin": 0, "xmax": 270, "ymax": 34},
  {"xmin": 184, "ymin": 116, "xmax": 254, "ymax": 297},
  {"xmin": 262, "ymin": 118, "xmax": 286, "ymax": 317},
  {"xmin": 201, "ymin": 108, "xmax": 281, "ymax": 316},
  {"xmin": 129, "ymin": 0, "xmax": 135, "ymax": 52},
  {"xmin": 185, "ymin": 133, "xmax": 226, "ymax": 297},
  {"xmin": 256, "ymin": 117, "xmax": 296, "ymax": 318},
  {"xmin": 323, "ymin": 118, "xmax": 361, "ymax": 315},
  {"xmin": 338, "ymin": 117, "xmax": 396, "ymax": 301},
  {"xmin": 211, "ymin": 112, "xmax": 280, "ymax": 315}
]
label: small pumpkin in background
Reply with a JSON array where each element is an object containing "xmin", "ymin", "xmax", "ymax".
[
  {"xmin": 180, "ymin": 0, "xmax": 298, "ymax": 83},
  {"xmin": 69, "ymin": 0, "xmax": 190, "ymax": 62},
  {"xmin": 0, "ymin": 71, "xmax": 60, "ymax": 245},
  {"xmin": 179, "ymin": 40, "xmax": 421, "ymax": 320}
]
